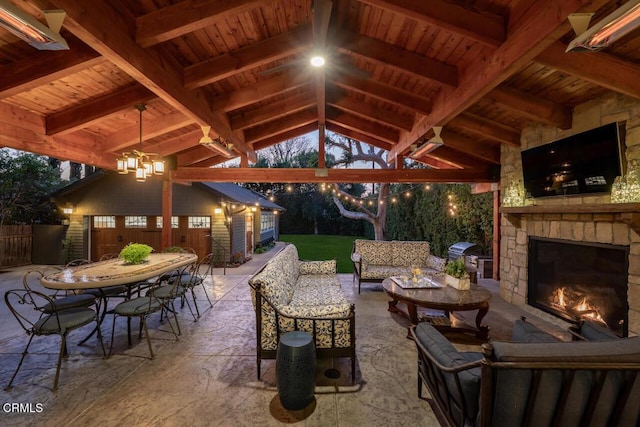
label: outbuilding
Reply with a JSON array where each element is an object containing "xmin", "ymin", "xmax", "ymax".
[{"xmin": 52, "ymin": 171, "xmax": 284, "ymax": 263}]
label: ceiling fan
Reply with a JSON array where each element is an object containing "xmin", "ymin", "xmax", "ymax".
[{"xmin": 259, "ymin": 0, "xmax": 370, "ymax": 79}]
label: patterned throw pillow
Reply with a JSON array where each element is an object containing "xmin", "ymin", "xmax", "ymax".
[
  {"xmin": 425, "ymin": 255, "xmax": 447, "ymax": 271},
  {"xmin": 299, "ymin": 260, "xmax": 337, "ymax": 275}
]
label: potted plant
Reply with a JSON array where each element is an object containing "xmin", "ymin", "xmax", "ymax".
[
  {"xmin": 119, "ymin": 243, "xmax": 153, "ymax": 265},
  {"xmin": 444, "ymin": 258, "xmax": 471, "ymax": 290}
]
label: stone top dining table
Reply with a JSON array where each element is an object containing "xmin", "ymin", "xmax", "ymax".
[{"xmin": 41, "ymin": 253, "xmax": 198, "ymax": 290}]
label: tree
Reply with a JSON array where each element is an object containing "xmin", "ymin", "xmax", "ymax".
[
  {"xmin": 325, "ymin": 134, "xmax": 391, "ymax": 240},
  {"xmin": 0, "ymin": 150, "xmax": 65, "ymax": 227}
]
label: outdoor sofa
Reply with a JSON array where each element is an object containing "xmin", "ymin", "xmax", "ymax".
[
  {"xmin": 411, "ymin": 318, "xmax": 640, "ymax": 426},
  {"xmin": 248, "ymin": 243, "xmax": 356, "ymax": 381},
  {"xmin": 350, "ymin": 239, "xmax": 447, "ymax": 293}
]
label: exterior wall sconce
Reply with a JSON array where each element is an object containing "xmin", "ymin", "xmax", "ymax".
[
  {"xmin": 214, "ymin": 208, "xmax": 223, "ymax": 214},
  {"xmin": 62, "ymin": 206, "xmax": 73, "ymax": 215},
  {"xmin": 251, "ymin": 207, "xmax": 257, "ymax": 212}
]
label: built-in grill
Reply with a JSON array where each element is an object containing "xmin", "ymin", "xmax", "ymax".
[
  {"xmin": 448, "ymin": 242, "xmax": 493, "ymax": 279},
  {"xmin": 448, "ymin": 242, "xmax": 482, "ymax": 261}
]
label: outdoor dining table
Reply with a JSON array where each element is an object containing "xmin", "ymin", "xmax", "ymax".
[
  {"xmin": 40, "ymin": 252, "xmax": 198, "ymax": 347},
  {"xmin": 40, "ymin": 253, "xmax": 198, "ymax": 291}
]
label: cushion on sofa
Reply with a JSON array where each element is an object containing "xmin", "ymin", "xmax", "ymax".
[
  {"xmin": 511, "ymin": 319, "xmax": 561, "ymax": 342},
  {"xmin": 425, "ymin": 254, "xmax": 447, "ymax": 272},
  {"xmin": 354, "ymin": 240, "xmax": 393, "ymax": 265},
  {"xmin": 391, "ymin": 241, "xmax": 430, "ymax": 267},
  {"xmin": 579, "ymin": 320, "xmax": 620, "ymax": 341},
  {"xmin": 299, "ymin": 260, "xmax": 336, "ymax": 275},
  {"xmin": 414, "ymin": 323, "xmax": 482, "ymax": 422}
]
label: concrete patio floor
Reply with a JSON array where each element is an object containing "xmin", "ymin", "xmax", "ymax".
[{"xmin": 0, "ymin": 244, "xmax": 568, "ymax": 426}]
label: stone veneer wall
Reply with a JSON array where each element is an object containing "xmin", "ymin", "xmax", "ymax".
[{"xmin": 500, "ymin": 93, "xmax": 640, "ymax": 335}]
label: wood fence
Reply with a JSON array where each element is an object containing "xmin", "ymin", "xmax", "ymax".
[{"xmin": 0, "ymin": 225, "xmax": 32, "ymax": 267}]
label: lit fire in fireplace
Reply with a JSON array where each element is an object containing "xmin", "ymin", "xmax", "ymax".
[{"xmin": 550, "ymin": 287, "xmax": 607, "ymax": 325}]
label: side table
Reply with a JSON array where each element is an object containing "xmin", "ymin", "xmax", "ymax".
[{"xmin": 276, "ymin": 331, "xmax": 316, "ymax": 410}]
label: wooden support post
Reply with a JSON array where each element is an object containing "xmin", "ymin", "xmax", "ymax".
[
  {"xmin": 318, "ymin": 124, "xmax": 325, "ymax": 169},
  {"xmin": 493, "ymin": 189, "xmax": 500, "ymax": 280},
  {"xmin": 240, "ymin": 152, "xmax": 249, "ymax": 168},
  {"xmin": 162, "ymin": 179, "xmax": 173, "ymax": 249}
]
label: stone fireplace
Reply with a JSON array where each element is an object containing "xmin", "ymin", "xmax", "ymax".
[{"xmin": 499, "ymin": 93, "xmax": 640, "ymax": 336}]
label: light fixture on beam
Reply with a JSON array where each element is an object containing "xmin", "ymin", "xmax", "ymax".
[
  {"xmin": 116, "ymin": 105, "xmax": 165, "ymax": 181},
  {"xmin": 567, "ymin": 0, "xmax": 640, "ymax": 52},
  {"xmin": 199, "ymin": 126, "xmax": 235, "ymax": 158},
  {"xmin": 0, "ymin": 0, "xmax": 68, "ymax": 50},
  {"xmin": 409, "ymin": 126, "xmax": 444, "ymax": 158}
]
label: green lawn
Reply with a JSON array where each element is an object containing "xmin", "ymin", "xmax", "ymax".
[{"xmin": 279, "ymin": 234, "xmax": 361, "ymax": 273}]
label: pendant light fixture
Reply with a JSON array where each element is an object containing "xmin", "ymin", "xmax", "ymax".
[{"xmin": 116, "ymin": 105, "xmax": 165, "ymax": 181}]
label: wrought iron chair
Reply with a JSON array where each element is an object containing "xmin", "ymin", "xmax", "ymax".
[
  {"xmin": 180, "ymin": 253, "xmax": 214, "ymax": 320},
  {"xmin": 146, "ymin": 262, "xmax": 197, "ymax": 335},
  {"xmin": 22, "ymin": 269, "xmax": 96, "ymax": 313},
  {"xmin": 108, "ymin": 276, "xmax": 180, "ymax": 359},
  {"xmin": 81, "ymin": 253, "xmax": 130, "ymax": 345},
  {"xmin": 4, "ymin": 288, "xmax": 104, "ymax": 391}
]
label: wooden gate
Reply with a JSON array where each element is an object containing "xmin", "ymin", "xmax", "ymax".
[{"xmin": 0, "ymin": 225, "xmax": 32, "ymax": 267}]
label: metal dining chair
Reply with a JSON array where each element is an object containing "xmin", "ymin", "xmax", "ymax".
[
  {"xmin": 22, "ymin": 269, "xmax": 96, "ymax": 313},
  {"xmin": 4, "ymin": 288, "xmax": 104, "ymax": 391},
  {"xmin": 180, "ymin": 253, "xmax": 214, "ymax": 320},
  {"xmin": 81, "ymin": 253, "xmax": 130, "ymax": 345},
  {"xmin": 108, "ymin": 276, "xmax": 181, "ymax": 359}
]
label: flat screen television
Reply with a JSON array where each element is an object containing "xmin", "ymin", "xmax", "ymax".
[{"xmin": 521, "ymin": 123, "xmax": 624, "ymax": 198}]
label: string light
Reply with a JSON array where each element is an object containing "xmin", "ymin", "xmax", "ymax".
[{"xmin": 272, "ymin": 182, "xmax": 464, "ymax": 217}]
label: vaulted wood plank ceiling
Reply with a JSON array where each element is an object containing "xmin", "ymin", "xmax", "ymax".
[{"xmin": 0, "ymin": 0, "xmax": 637, "ymax": 183}]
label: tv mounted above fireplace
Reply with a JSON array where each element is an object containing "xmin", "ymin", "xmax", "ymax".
[{"xmin": 521, "ymin": 122, "xmax": 625, "ymax": 198}]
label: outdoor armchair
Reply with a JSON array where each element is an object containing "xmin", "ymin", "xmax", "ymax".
[
  {"xmin": 22, "ymin": 269, "xmax": 96, "ymax": 313},
  {"xmin": 4, "ymin": 288, "xmax": 104, "ymax": 391}
]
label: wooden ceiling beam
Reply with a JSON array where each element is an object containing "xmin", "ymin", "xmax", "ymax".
[
  {"xmin": 327, "ymin": 123, "xmax": 393, "ymax": 151},
  {"xmin": 335, "ymin": 73, "xmax": 431, "ymax": 116},
  {"xmin": 0, "ymin": 36, "xmax": 104, "ymax": 99},
  {"xmin": 230, "ymin": 91, "xmax": 316, "ymax": 130},
  {"xmin": 326, "ymin": 123, "xmax": 393, "ymax": 151},
  {"xmin": 212, "ymin": 69, "xmax": 310, "ymax": 112},
  {"xmin": 425, "ymin": 146, "xmax": 486, "ymax": 169},
  {"xmin": 315, "ymin": 70, "xmax": 327, "ymax": 126},
  {"xmin": 536, "ymin": 41, "xmax": 640, "ymax": 101},
  {"xmin": 449, "ymin": 113, "xmax": 520, "ymax": 146},
  {"xmin": 439, "ymin": 130, "xmax": 500, "ymax": 164},
  {"xmin": 51, "ymin": 0, "xmax": 254, "ymax": 161},
  {"xmin": 357, "ymin": 0, "xmax": 505, "ymax": 47},
  {"xmin": 177, "ymin": 145, "xmax": 217, "ymax": 167},
  {"xmin": 172, "ymin": 166, "xmax": 497, "ymax": 183},
  {"xmin": 337, "ymin": 30, "xmax": 458, "ymax": 87},
  {"xmin": 412, "ymin": 156, "xmax": 461, "ymax": 169},
  {"xmin": 252, "ymin": 123, "xmax": 318, "ymax": 151},
  {"xmin": 327, "ymin": 90, "xmax": 414, "ymax": 131},
  {"xmin": 104, "ymin": 110, "xmax": 192, "ymax": 153},
  {"xmin": 136, "ymin": 0, "xmax": 270, "ymax": 47},
  {"xmin": 152, "ymin": 129, "xmax": 202, "ymax": 157},
  {"xmin": 388, "ymin": 0, "xmax": 594, "ymax": 161},
  {"xmin": 46, "ymin": 85, "xmax": 156, "ymax": 135},
  {"xmin": 184, "ymin": 25, "xmax": 312, "ymax": 89},
  {"xmin": 244, "ymin": 109, "xmax": 317, "ymax": 143},
  {"xmin": 486, "ymin": 86, "xmax": 572, "ymax": 129},
  {"xmin": 0, "ymin": 103, "xmax": 115, "ymax": 168},
  {"xmin": 327, "ymin": 108, "xmax": 398, "ymax": 144}
]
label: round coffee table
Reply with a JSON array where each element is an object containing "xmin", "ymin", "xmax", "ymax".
[{"xmin": 382, "ymin": 276, "xmax": 492, "ymax": 339}]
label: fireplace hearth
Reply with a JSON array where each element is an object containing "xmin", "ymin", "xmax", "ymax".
[{"xmin": 528, "ymin": 237, "xmax": 629, "ymax": 337}]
